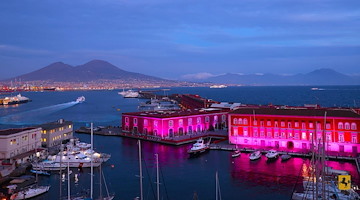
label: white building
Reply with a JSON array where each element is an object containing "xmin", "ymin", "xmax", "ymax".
[
  {"xmin": 0, "ymin": 127, "xmax": 42, "ymax": 164},
  {"xmin": 39, "ymin": 119, "xmax": 73, "ymax": 148}
]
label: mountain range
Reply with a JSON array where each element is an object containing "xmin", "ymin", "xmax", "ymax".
[
  {"xmin": 7, "ymin": 60, "xmax": 173, "ymax": 84},
  {"xmin": 3, "ymin": 60, "xmax": 359, "ymax": 86},
  {"xmin": 187, "ymin": 69, "xmax": 360, "ymax": 86}
]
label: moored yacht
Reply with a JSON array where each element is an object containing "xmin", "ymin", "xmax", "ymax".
[
  {"xmin": 265, "ymin": 149, "xmax": 279, "ymax": 160},
  {"xmin": 188, "ymin": 138, "xmax": 209, "ymax": 155},
  {"xmin": 249, "ymin": 151, "xmax": 261, "ymax": 161}
]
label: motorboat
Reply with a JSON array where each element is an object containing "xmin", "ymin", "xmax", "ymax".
[
  {"xmin": 76, "ymin": 96, "xmax": 85, "ymax": 103},
  {"xmin": 10, "ymin": 185, "xmax": 50, "ymax": 200},
  {"xmin": 188, "ymin": 138, "xmax": 209, "ymax": 155},
  {"xmin": 249, "ymin": 151, "xmax": 261, "ymax": 161},
  {"xmin": 265, "ymin": 149, "xmax": 279, "ymax": 160},
  {"xmin": 280, "ymin": 154, "xmax": 291, "ymax": 161},
  {"xmin": 231, "ymin": 149, "xmax": 241, "ymax": 158}
]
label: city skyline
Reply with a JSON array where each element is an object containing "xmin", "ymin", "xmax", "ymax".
[{"xmin": 1, "ymin": 1, "xmax": 359, "ymax": 80}]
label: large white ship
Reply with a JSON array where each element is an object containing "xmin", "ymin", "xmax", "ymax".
[
  {"xmin": 210, "ymin": 85, "xmax": 227, "ymax": 89},
  {"xmin": 0, "ymin": 94, "xmax": 31, "ymax": 105},
  {"xmin": 118, "ymin": 89, "xmax": 139, "ymax": 98}
]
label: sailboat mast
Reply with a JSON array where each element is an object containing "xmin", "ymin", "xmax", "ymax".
[
  {"xmin": 321, "ymin": 111, "xmax": 327, "ymax": 199},
  {"xmin": 216, "ymin": 171, "xmax": 218, "ymax": 200},
  {"xmin": 99, "ymin": 162, "xmax": 103, "ymax": 200},
  {"xmin": 67, "ymin": 160, "xmax": 70, "ymax": 200},
  {"xmin": 59, "ymin": 144, "xmax": 63, "ymax": 200},
  {"xmin": 155, "ymin": 153, "xmax": 160, "ymax": 200},
  {"xmin": 91, "ymin": 122, "xmax": 94, "ymax": 199},
  {"xmin": 138, "ymin": 140, "xmax": 143, "ymax": 200}
]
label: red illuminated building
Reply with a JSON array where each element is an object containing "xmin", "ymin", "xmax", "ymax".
[
  {"xmin": 228, "ymin": 106, "xmax": 360, "ymax": 155},
  {"xmin": 122, "ymin": 108, "xmax": 228, "ymax": 139}
]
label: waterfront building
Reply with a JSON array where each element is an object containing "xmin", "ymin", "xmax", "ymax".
[
  {"xmin": 228, "ymin": 106, "xmax": 360, "ymax": 155},
  {"xmin": 38, "ymin": 119, "xmax": 73, "ymax": 148},
  {"xmin": 0, "ymin": 127, "xmax": 42, "ymax": 164},
  {"xmin": 122, "ymin": 108, "xmax": 228, "ymax": 138}
]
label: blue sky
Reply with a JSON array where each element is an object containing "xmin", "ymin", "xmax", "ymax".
[{"xmin": 0, "ymin": 0, "xmax": 359, "ymax": 80}]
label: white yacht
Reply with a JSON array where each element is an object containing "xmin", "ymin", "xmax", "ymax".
[
  {"xmin": 76, "ymin": 96, "xmax": 85, "ymax": 103},
  {"xmin": 118, "ymin": 89, "xmax": 139, "ymax": 98},
  {"xmin": 32, "ymin": 160, "xmax": 65, "ymax": 171},
  {"xmin": 265, "ymin": 149, "xmax": 279, "ymax": 160},
  {"xmin": 249, "ymin": 151, "xmax": 261, "ymax": 161},
  {"xmin": 188, "ymin": 138, "xmax": 209, "ymax": 155}
]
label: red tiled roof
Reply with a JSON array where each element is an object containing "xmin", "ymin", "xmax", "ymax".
[{"xmin": 0, "ymin": 127, "xmax": 39, "ymax": 136}]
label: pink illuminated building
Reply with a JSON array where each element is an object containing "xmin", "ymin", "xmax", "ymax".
[
  {"xmin": 228, "ymin": 107, "xmax": 360, "ymax": 155},
  {"xmin": 122, "ymin": 108, "xmax": 228, "ymax": 139}
]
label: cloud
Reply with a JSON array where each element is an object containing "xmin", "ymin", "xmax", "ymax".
[{"xmin": 181, "ymin": 72, "xmax": 216, "ymax": 80}]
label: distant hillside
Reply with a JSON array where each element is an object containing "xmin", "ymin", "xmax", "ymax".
[
  {"xmin": 204, "ymin": 68, "xmax": 360, "ymax": 86},
  {"xmin": 5, "ymin": 60, "xmax": 174, "ymax": 83}
]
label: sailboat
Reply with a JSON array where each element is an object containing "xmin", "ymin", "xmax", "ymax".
[
  {"xmin": 215, "ymin": 171, "xmax": 222, "ymax": 200},
  {"xmin": 96, "ymin": 161, "xmax": 115, "ymax": 200}
]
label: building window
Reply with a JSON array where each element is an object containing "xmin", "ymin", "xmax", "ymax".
[
  {"xmin": 243, "ymin": 118, "xmax": 248, "ymax": 125},
  {"xmin": 253, "ymin": 128, "xmax": 258, "ymax": 137},
  {"xmin": 302, "ymin": 122, "xmax": 306, "ymax": 129},
  {"xmin": 274, "ymin": 131, "xmax": 279, "ymax": 138},
  {"xmin": 295, "ymin": 122, "xmax": 299, "ymax": 128},
  {"xmin": 238, "ymin": 118, "xmax": 243, "ymax": 124},
  {"xmin": 294, "ymin": 132, "xmax": 299, "ymax": 139},
  {"xmin": 326, "ymin": 133, "xmax": 332, "ymax": 142},
  {"xmin": 244, "ymin": 129, "xmax": 248, "ymax": 136},
  {"xmin": 68, "ymin": 125, "xmax": 72, "ymax": 128},
  {"xmin": 326, "ymin": 123, "xmax": 331, "ymax": 129},
  {"xmin": 281, "ymin": 121, "xmax": 285, "ymax": 127},
  {"xmin": 260, "ymin": 121, "xmax": 264, "ymax": 127},
  {"xmin": 288, "ymin": 122, "xmax": 292, "ymax": 128},
  {"xmin": 233, "ymin": 118, "xmax": 237, "ymax": 124},
  {"xmin": 352, "ymin": 135, "xmax": 357, "ymax": 143},
  {"xmin": 179, "ymin": 119, "xmax": 183, "ymax": 126},
  {"xmin": 222, "ymin": 115, "xmax": 226, "ymax": 122},
  {"xmin": 260, "ymin": 130, "xmax": 264, "ymax": 137},
  {"xmin": 253, "ymin": 120, "xmax": 257, "ymax": 126},
  {"xmin": 144, "ymin": 119, "xmax": 148, "ymax": 126},
  {"xmin": 351, "ymin": 123, "xmax": 357, "ymax": 130},
  {"xmin": 309, "ymin": 123, "xmax": 313, "ymax": 129},
  {"xmin": 339, "ymin": 133, "xmax": 344, "ymax": 142},
  {"xmin": 214, "ymin": 116, "xmax": 218, "ymax": 122},
  {"xmin": 345, "ymin": 123, "xmax": 350, "ymax": 130},
  {"xmin": 301, "ymin": 132, "xmax": 307, "ymax": 140},
  {"xmin": 233, "ymin": 128, "xmax": 238, "ymax": 136},
  {"xmin": 133, "ymin": 118, "xmax": 138, "ymax": 125},
  {"xmin": 169, "ymin": 120, "xmax": 174, "ymax": 127},
  {"xmin": 205, "ymin": 116, "xmax": 209, "ymax": 123},
  {"xmin": 281, "ymin": 132, "xmax": 286, "ymax": 138},
  {"xmin": 266, "ymin": 121, "xmax": 271, "ymax": 126},
  {"xmin": 197, "ymin": 117, "xmax": 201, "ymax": 124},
  {"xmin": 338, "ymin": 122, "xmax": 343, "ymax": 129},
  {"xmin": 316, "ymin": 123, "xmax": 322, "ymax": 130},
  {"xmin": 154, "ymin": 121, "xmax": 158, "ymax": 127},
  {"xmin": 274, "ymin": 121, "xmax": 278, "ymax": 128},
  {"xmin": 125, "ymin": 117, "xmax": 129, "ymax": 123},
  {"xmin": 267, "ymin": 131, "xmax": 272, "ymax": 138},
  {"xmin": 188, "ymin": 118, "xmax": 192, "ymax": 125}
]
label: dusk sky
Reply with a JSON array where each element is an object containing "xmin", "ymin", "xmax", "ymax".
[{"xmin": 0, "ymin": 0, "xmax": 359, "ymax": 80}]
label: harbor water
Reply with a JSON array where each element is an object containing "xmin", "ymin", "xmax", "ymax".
[{"xmin": 0, "ymin": 86, "xmax": 359, "ymax": 200}]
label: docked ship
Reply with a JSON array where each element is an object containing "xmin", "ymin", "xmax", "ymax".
[
  {"xmin": 118, "ymin": 89, "xmax": 139, "ymax": 98},
  {"xmin": 188, "ymin": 138, "xmax": 210, "ymax": 155},
  {"xmin": 138, "ymin": 97, "xmax": 180, "ymax": 111},
  {"xmin": 210, "ymin": 85, "xmax": 227, "ymax": 88},
  {"xmin": 0, "ymin": 94, "xmax": 31, "ymax": 105}
]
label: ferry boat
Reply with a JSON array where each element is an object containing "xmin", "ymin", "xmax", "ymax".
[
  {"xmin": 210, "ymin": 85, "xmax": 227, "ymax": 89},
  {"xmin": 118, "ymin": 89, "xmax": 139, "ymax": 98},
  {"xmin": 265, "ymin": 149, "xmax": 279, "ymax": 160},
  {"xmin": 188, "ymin": 138, "xmax": 209, "ymax": 155},
  {"xmin": 249, "ymin": 151, "xmax": 261, "ymax": 161},
  {"xmin": 0, "ymin": 94, "xmax": 31, "ymax": 105},
  {"xmin": 76, "ymin": 96, "xmax": 85, "ymax": 103}
]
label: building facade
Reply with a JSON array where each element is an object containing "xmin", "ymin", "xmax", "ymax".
[
  {"xmin": 122, "ymin": 109, "xmax": 228, "ymax": 139},
  {"xmin": 39, "ymin": 119, "xmax": 73, "ymax": 148},
  {"xmin": 0, "ymin": 127, "xmax": 42, "ymax": 163},
  {"xmin": 228, "ymin": 107, "xmax": 360, "ymax": 155}
]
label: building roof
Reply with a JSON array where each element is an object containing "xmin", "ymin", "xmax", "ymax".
[
  {"xmin": 38, "ymin": 119, "xmax": 73, "ymax": 130},
  {"xmin": 230, "ymin": 107, "xmax": 360, "ymax": 118},
  {"xmin": 123, "ymin": 108, "xmax": 227, "ymax": 118},
  {"xmin": 0, "ymin": 127, "xmax": 39, "ymax": 136}
]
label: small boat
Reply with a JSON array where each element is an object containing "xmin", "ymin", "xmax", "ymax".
[
  {"xmin": 265, "ymin": 149, "xmax": 279, "ymax": 160},
  {"xmin": 30, "ymin": 169, "xmax": 50, "ymax": 176},
  {"xmin": 76, "ymin": 96, "xmax": 85, "ymax": 103},
  {"xmin": 32, "ymin": 160, "xmax": 66, "ymax": 171},
  {"xmin": 188, "ymin": 138, "xmax": 209, "ymax": 155},
  {"xmin": 231, "ymin": 149, "xmax": 241, "ymax": 158},
  {"xmin": 249, "ymin": 151, "xmax": 261, "ymax": 161},
  {"xmin": 280, "ymin": 154, "xmax": 291, "ymax": 161},
  {"xmin": 10, "ymin": 185, "xmax": 50, "ymax": 200},
  {"xmin": 210, "ymin": 85, "xmax": 227, "ymax": 88}
]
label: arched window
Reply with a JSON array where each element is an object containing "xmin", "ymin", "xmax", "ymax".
[
  {"xmin": 243, "ymin": 118, "xmax": 248, "ymax": 125},
  {"xmin": 338, "ymin": 122, "xmax": 343, "ymax": 129},
  {"xmin": 351, "ymin": 123, "xmax": 357, "ymax": 130},
  {"xmin": 169, "ymin": 120, "xmax": 174, "ymax": 127},
  {"xmin": 345, "ymin": 123, "xmax": 350, "ymax": 130},
  {"xmin": 238, "ymin": 118, "xmax": 243, "ymax": 124},
  {"xmin": 233, "ymin": 118, "xmax": 238, "ymax": 124},
  {"xmin": 144, "ymin": 119, "xmax": 148, "ymax": 126},
  {"xmin": 179, "ymin": 119, "xmax": 183, "ymax": 126},
  {"xmin": 188, "ymin": 118, "xmax": 192, "ymax": 125},
  {"xmin": 197, "ymin": 117, "xmax": 201, "ymax": 124}
]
